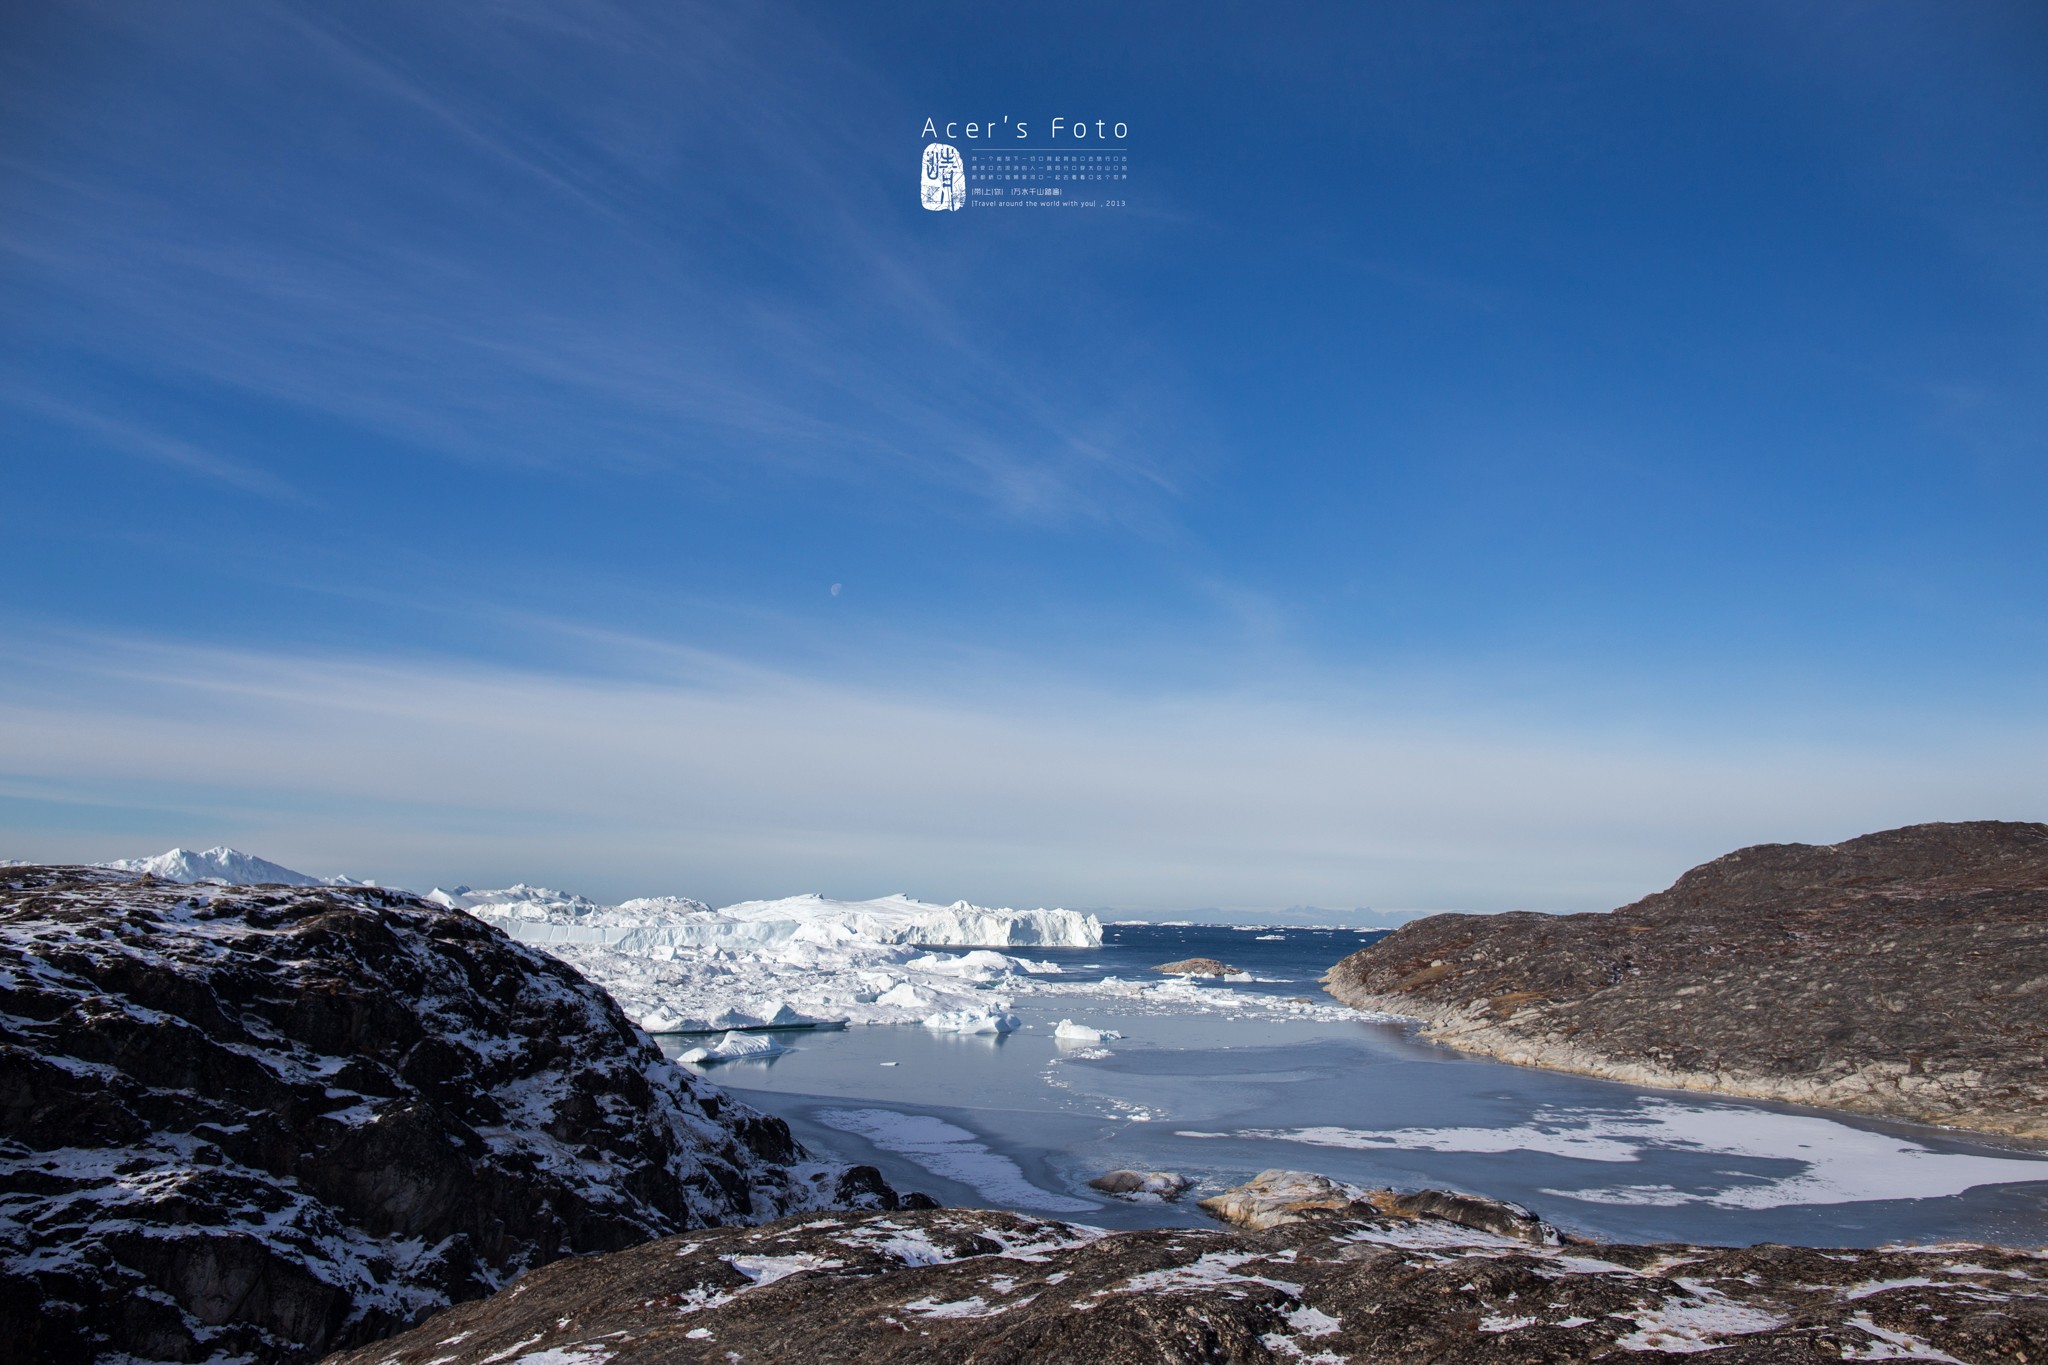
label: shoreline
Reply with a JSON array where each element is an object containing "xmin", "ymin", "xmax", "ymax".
[{"xmin": 1323, "ymin": 987, "xmax": 2048, "ymax": 1143}]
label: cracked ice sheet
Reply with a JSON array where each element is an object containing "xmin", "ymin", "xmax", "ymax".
[
  {"xmin": 1222, "ymin": 1099, "xmax": 2048, "ymax": 1208},
  {"xmin": 813, "ymin": 1108, "xmax": 1099, "ymax": 1214}
]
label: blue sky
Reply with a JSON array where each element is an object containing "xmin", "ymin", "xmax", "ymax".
[{"xmin": 2, "ymin": 1, "xmax": 2044, "ymax": 911}]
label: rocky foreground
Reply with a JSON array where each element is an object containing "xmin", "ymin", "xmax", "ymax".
[
  {"xmin": 334, "ymin": 1171, "xmax": 2046, "ymax": 1364},
  {"xmin": 0, "ymin": 866, "xmax": 904, "ymax": 1363},
  {"xmin": 1324, "ymin": 821, "xmax": 2048, "ymax": 1138}
]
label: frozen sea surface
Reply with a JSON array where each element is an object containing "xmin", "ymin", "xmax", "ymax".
[{"xmin": 661, "ymin": 925, "xmax": 2048, "ymax": 1248}]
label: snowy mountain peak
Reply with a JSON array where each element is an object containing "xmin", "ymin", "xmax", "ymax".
[{"xmin": 100, "ymin": 847, "xmax": 326, "ymax": 887}]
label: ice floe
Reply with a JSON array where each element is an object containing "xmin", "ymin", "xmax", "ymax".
[
  {"xmin": 812, "ymin": 1108, "xmax": 1098, "ymax": 1213},
  {"xmin": 1218, "ymin": 1098, "xmax": 2048, "ymax": 1209}
]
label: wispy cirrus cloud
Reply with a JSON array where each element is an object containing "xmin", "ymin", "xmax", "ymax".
[{"xmin": 0, "ymin": 0, "xmax": 1199, "ymax": 525}]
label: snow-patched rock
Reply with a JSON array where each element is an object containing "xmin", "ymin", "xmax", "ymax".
[
  {"xmin": 326, "ymin": 1195, "xmax": 2048, "ymax": 1365},
  {"xmin": 0, "ymin": 865, "xmax": 906, "ymax": 1364}
]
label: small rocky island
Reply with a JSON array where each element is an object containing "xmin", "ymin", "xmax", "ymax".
[
  {"xmin": 336, "ymin": 1172, "xmax": 2044, "ymax": 1364},
  {"xmin": 1324, "ymin": 821, "xmax": 2048, "ymax": 1137},
  {"xmin": 1153, "ymin": 957, "xmax": 1240, "ymax": 976},
  {"xmin": 0, "ymin": 866, "xmax": 903, "ymax": 1363}
]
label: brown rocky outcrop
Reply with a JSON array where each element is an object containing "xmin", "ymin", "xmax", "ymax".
[
  {"xmin": 326, "ymin": 1189, "xmax": 2048, "ymax": 1364},
  {"xmin": 1195, "ymin": 1169, "xmax": 1561, "ymax": 1245},
  {"xmin": 1323, "ymin": 821, "xmax": 2048, "ymax": 1137},
  {"xmin": 0, "ymin": 866, "xmax": 901, "ymax": 1364},
  {"xmin": 1153, "ymin": 958, "xmax": 1240, "ymax": 976}
]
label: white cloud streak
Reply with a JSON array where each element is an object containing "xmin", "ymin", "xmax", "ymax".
[{"xmin": 1, "ymin": 633, "xmax": 2040, "ymax": 911}]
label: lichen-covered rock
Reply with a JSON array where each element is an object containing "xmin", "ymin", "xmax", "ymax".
[
  {"xmin": 0, "ymin": 866, "xmax": 900, "ymax": 1364},
  {"xmin": 1323, "ymin": 821, "xmax": 2048, "ymax": 1137},
  {"xmin": 325, "ymin": 1197, "xmax": 2048, "ymax": 1364}
]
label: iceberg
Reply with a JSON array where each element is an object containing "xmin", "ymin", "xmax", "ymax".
[
  {"xmin": 677, "ymin": 1031, "xmax": 793, "ymax": 1065},
  {"xmin": 921, "ymin": 1008, "xmax": 1022, "ymax": 1035},
  {"xmin": 1053, "ymin": 1019, "xmax": 1123, "ymax": 1043},
  {"xmin": 640, "ymin": 1001, "xmax": 825, "ymax": 1035}
]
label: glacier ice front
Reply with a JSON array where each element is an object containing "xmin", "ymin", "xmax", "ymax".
[
  {"xmin": 435, "ymin": 887, "xmax": 1101, "ymax": 952},
  {"xmin": 426, "ymin": 882, "xmax": 1103, "ymax": 1034}
]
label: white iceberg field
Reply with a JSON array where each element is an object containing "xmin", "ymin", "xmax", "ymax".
[
  {"xmin": 432, "ymin": 887, "xmax": 1101, "ymax": 952},
  {"xmin": 420, "ymin": 884, "xmax": 1104, "ymax": 1033},
  {"xmin": 449, "ymin": 885, "xmax": 1367, "ymax": 1034}
]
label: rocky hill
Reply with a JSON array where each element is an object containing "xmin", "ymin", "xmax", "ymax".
[
  {"xmin": 0, "ymin": 866, "xmax": 904, "ymax": 1364},
  {"xmin": 1323, "ymin": 821, "xmax": 2048, "ymax": 1137},
  {"xmin": 332, "ymin": 1174, "xmax": 2046, "ymax": 1364}
]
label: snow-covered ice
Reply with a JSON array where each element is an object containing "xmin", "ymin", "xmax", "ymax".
[{"xmin": 812, "ymin": 1108, "xmax": 1097, "ymax": 1214}]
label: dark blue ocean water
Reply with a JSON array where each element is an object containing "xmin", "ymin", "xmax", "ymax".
[{"xmin": 994, "ymin": 921, "xmax": 1391, "ymax": 994}]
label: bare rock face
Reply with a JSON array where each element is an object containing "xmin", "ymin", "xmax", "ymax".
[
  {"xmin": 0, "ymin": 866, "xmax": 900, "ymax": 1364},
  {"xmin": 1153, "ymin": 958, "xmax": 1239, "ymax": 976},
  {"xmin": 1323, "ymin": 821, "xmax": 2048, "ymax": 1137},
  {"xmin": 327, "ymin": 1195, "xmax": 2048, "ymax": 1364}
]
